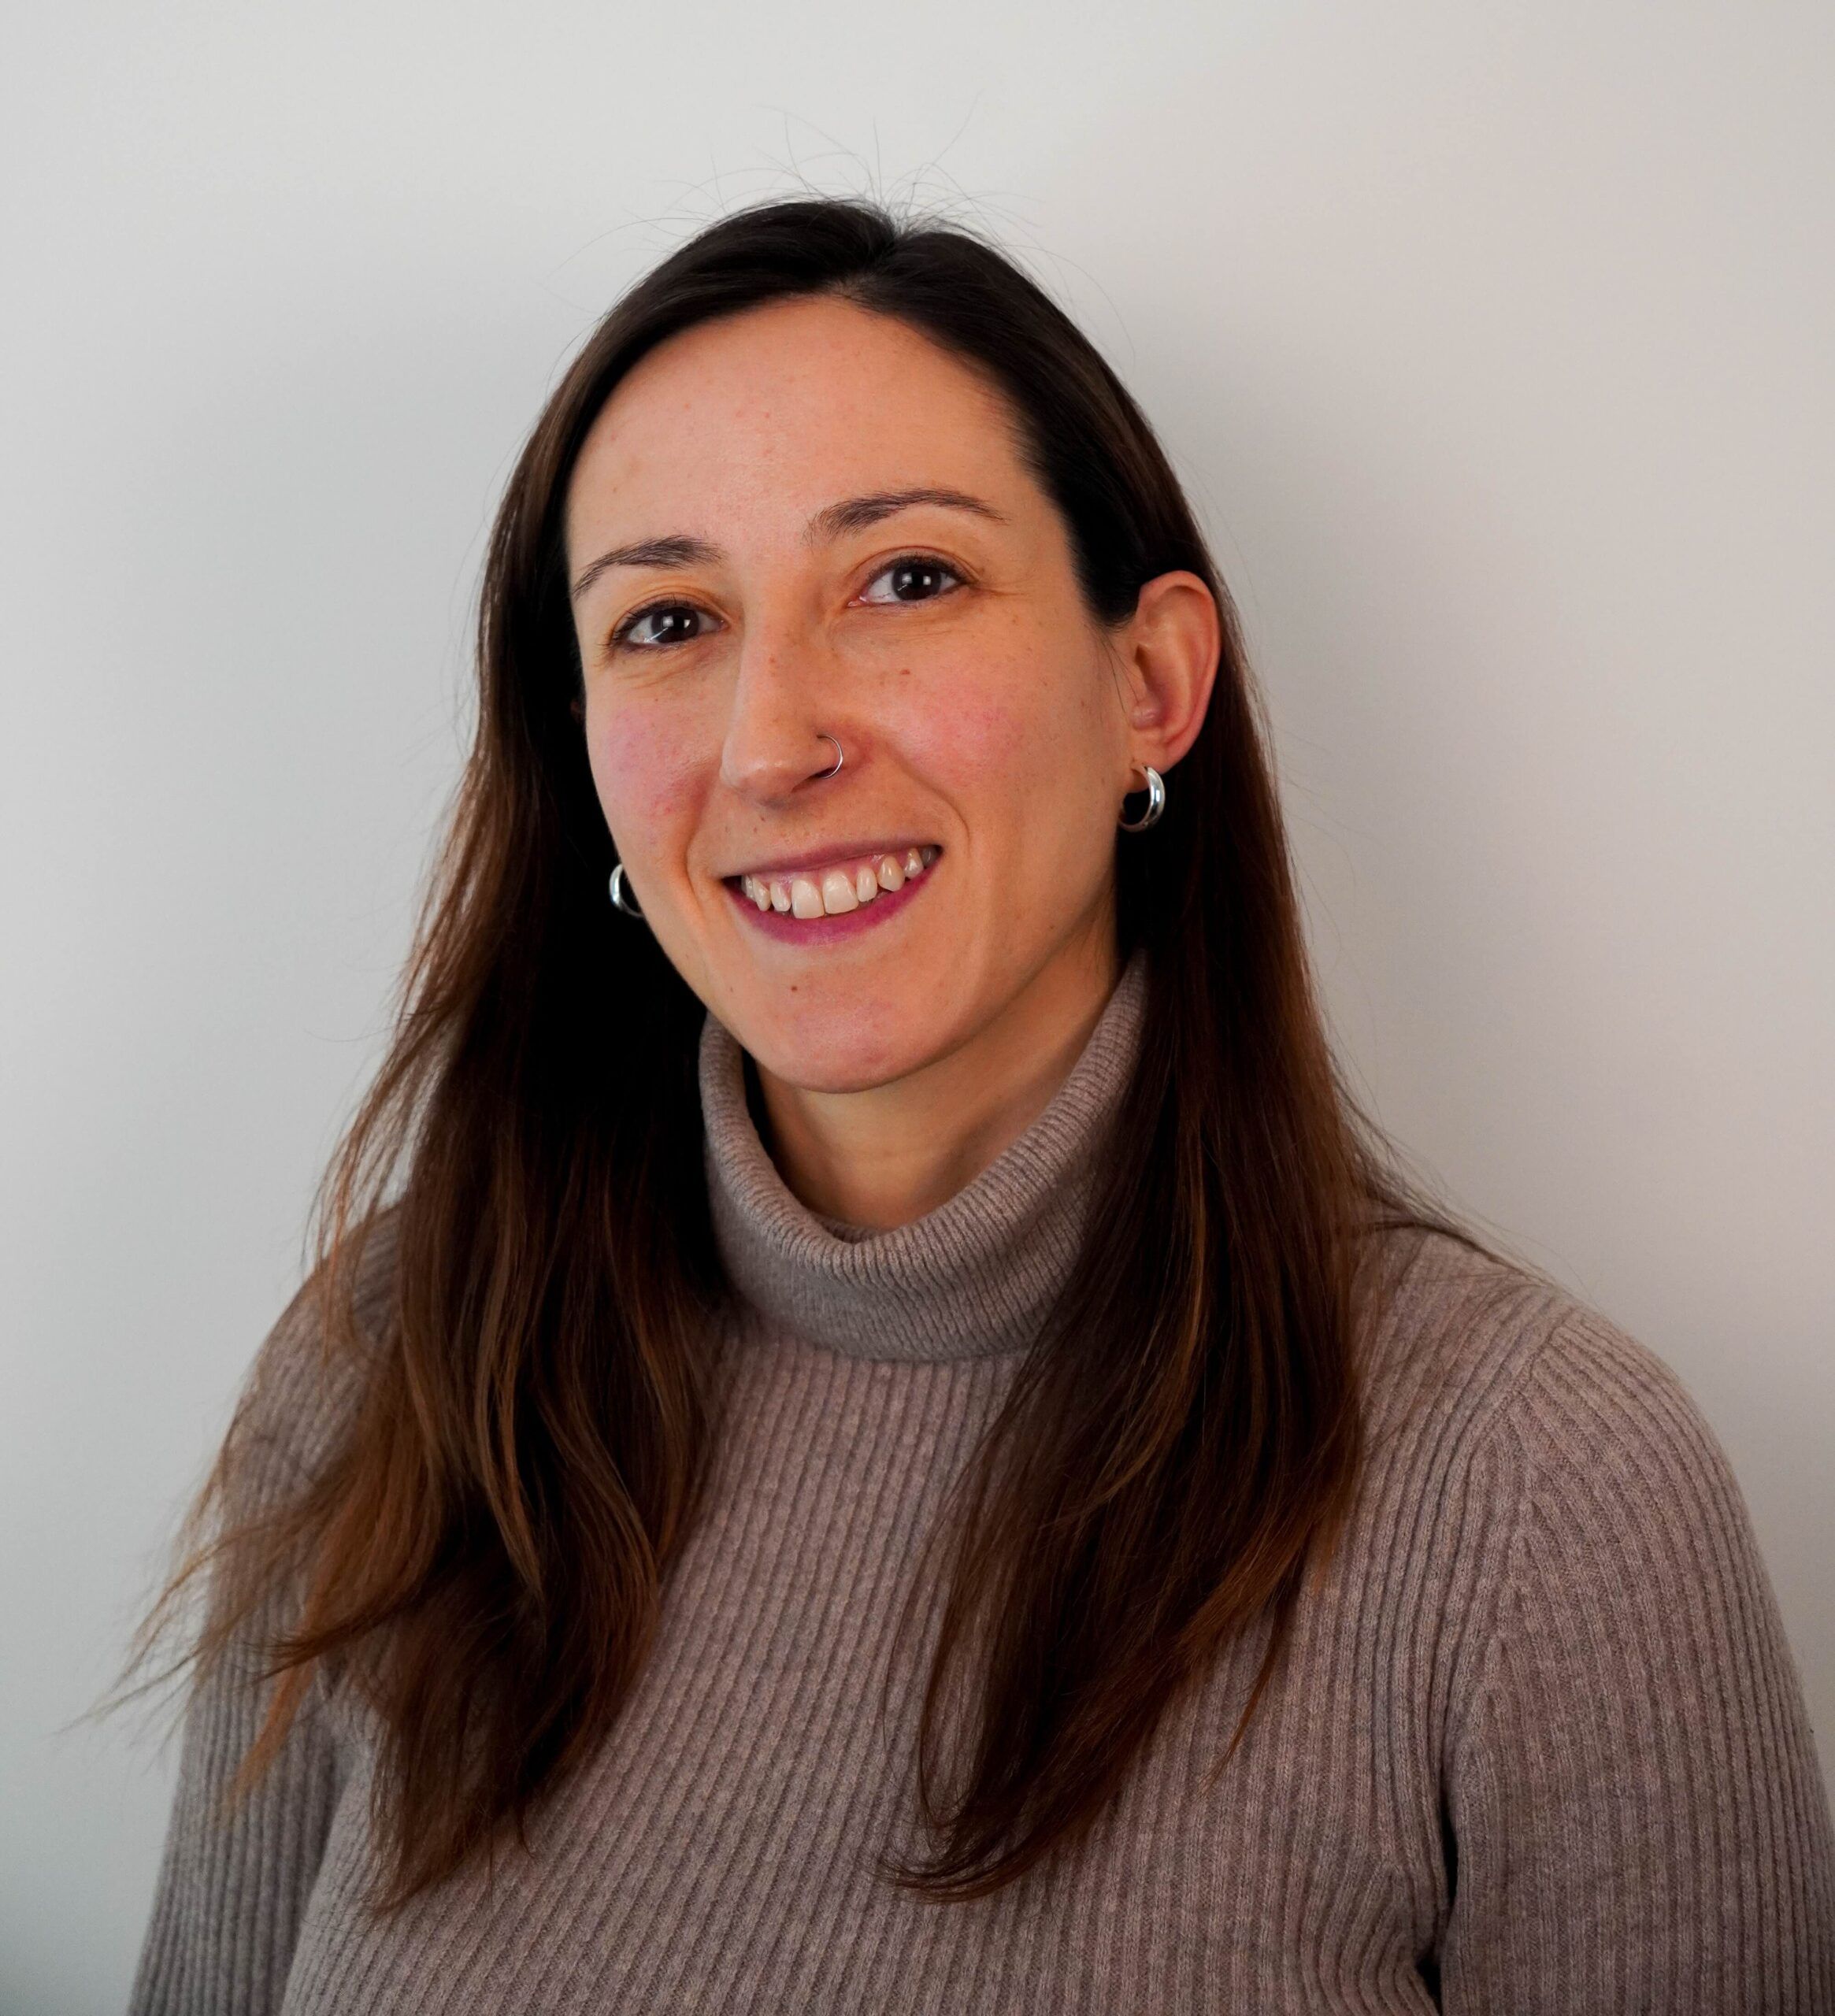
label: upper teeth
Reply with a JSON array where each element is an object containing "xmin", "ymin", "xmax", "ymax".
[{"xmin": 740, "ymin": 845, "xmax": 939, "ymax": 917}]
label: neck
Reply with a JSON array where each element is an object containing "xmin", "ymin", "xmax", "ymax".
[{"xmin": 750, "ymin": 928, "xmax": 1121, "ymax": 1232}]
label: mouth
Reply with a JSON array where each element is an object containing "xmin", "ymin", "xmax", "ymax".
[{"xmin": 724, "ymin": 843, "xmax": 942, "ymax": 943}]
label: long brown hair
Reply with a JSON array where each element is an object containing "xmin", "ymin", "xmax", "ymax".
[{"xmin": 125, "ymin": 194, "xmax": 1511, "ymax": 1911}]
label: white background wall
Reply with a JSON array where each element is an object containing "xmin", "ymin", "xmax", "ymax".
[{"xmin": 4, "ymin": 2, "xmax": 1830, "ymax": 2007}]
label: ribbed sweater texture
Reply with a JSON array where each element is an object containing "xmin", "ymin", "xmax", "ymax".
[{"xmin": 130, "ymin": 951, "xmax": 1835, "ymax": 2011}]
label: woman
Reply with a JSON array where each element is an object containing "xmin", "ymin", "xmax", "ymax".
[{"xmin": 127, "ymin": 197, "xmax": 1833, "ymax": 2013}]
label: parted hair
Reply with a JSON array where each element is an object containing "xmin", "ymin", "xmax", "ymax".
[{"xmin": 128, "ymin": 194, "xmax": 1501, "ymax": 1912}]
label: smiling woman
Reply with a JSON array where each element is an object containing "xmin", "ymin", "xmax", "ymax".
[
  {"xmin": 561, "ymin": 288, "xmax": 1217, "ymax": 1211},
  {"xmin": 124, "ymin": 198, "xmax": 1833, "ymax": 2014}
]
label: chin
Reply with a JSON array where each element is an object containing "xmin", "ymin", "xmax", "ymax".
[
  {"xmin": 755, "ymin": 1028, "xmax": 943, "ymax": 1097},
  {"xmin": 739, "ymin": 981, "xmax": 962, "ymax": 1095}
]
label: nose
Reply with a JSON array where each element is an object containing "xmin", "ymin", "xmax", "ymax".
[{"xmin": 717, "ymin": 617, "xmax": 851, "ymax": 806}]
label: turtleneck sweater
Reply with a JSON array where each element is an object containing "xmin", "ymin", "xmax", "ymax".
[{"xmin": 130, "ymin": 950, "xmax": 1834, "ymax": 2014}]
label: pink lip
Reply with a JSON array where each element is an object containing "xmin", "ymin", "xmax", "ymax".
[{"xmin": 725, "ymin": 858, "xmax": 937, "ymax": 944}]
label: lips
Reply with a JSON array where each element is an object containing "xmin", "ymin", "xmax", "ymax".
[
  {"xmin": 734, "ymin": 844, "xmax": 940, "ymax": 919},
  {"xmin": 726, "ymin": 844, "xmax": 940, "ymax": 941}
]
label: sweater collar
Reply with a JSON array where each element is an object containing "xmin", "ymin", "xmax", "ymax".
[{"xmin": 698, "ymin": 949, "xmax": 1150, "ymax": 1363}]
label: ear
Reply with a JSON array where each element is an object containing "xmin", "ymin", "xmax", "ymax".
[{"xmin": 1114, "ymin": 570, "xmax": 1220, "ymax": 777}]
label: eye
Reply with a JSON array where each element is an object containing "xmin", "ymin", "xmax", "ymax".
[
  {"xmin": 857, "ymin": 554, "xmax": 968, "ymax": 607},
  {"xmin": 611, "ymin": 600, "xmax": 722, "ymax": 652}
]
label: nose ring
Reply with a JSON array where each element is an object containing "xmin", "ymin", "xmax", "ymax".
[{"xmin": 814, "ymin": 732, "xmax": 844, "ymax": 779}]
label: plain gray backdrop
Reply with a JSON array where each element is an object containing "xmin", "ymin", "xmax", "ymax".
[{"xmin": 4, "ymin": 3, "xmax": 1831, "ymax": 2009}]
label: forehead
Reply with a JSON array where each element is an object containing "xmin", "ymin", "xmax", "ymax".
[{"xmin": 565, "ymin": 296, "xmax": 1033, "ymax": 545}]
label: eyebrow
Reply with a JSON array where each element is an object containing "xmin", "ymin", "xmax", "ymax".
[{"xmin": 567, "ymin": 486, "xmax": 1007, "ymax": 604}]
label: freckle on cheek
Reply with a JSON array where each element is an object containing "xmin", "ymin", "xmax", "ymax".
[
  {"xmin": 597, "ymin": 721, "xmax": 685, "ymax": 827},
  {"xmin": 940, "ymin": 700, "xmax": 1029, "ymax": 777}
]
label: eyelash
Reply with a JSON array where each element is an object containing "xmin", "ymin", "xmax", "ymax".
[{"xmin": 607, "ymin": 551, "xmax": 969, "ymax": 653}]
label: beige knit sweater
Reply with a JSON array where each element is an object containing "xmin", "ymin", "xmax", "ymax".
[{"xmin": 130, "ymin": 951, "xmax": 1835, "ymax": 2011}]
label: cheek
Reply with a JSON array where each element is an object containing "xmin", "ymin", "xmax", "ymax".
[
  {"xmin": 905, "ymin": 691, "xmax": 1029, "ymax": 787},
  {"xmin": 906, "ymin": 639, "xmax": 1108, "ymax": 798},
  {"xmin": 586, "ymin": 701, "xmax": 700, "ymax": 839}
]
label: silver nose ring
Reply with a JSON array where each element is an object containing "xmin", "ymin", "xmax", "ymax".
[{"xmin": 814, "ymin": 733, "xmax": 844, "ymax": 778}]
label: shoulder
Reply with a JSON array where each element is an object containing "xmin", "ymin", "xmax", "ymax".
[
  {"xmin": 1491, "ymin": 1297, "xmax": 1747, "ymax": 1539},
  {"xmin": 1344, "ymin": 1230, "xmax": 1817, "ymax": 1778},
  {"xmin": 1366, "ymin": 1243, "xmax": 1835, "ymax": 1998},
  {"xmin": 1356, "ymin": 1224, "xmax": 1727, "ymax": 1494},
  {"xmin": 1355, "ymin": 1225, "xmax": 1790, "ymax": 1698},
  {"xmin": 226, "ymin": 1206, "xmax": 399, "ymax": 1506},
  {"xmin": 1348, "ymin": 1225, "xmax": 1771, "ymax": 1654},
  {"xmin": 1474, "ymin": 1299, "xmax": 1774, "ymax": 1668}
]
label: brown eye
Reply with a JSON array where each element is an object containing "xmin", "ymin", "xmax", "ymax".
[
  {"xmin": 858, "ymin": 555, "xmax": 966, "ymax": 606},
  {"xmin": 614, "ymin": 602, "xmax": 720, "ymax": 650}
]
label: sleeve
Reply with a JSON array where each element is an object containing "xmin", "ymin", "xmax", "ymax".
[
  {"xmin": 1438, "ymin": 1310, "xmax": 1835, "ymax": 2012},
  {"xmin": 126, "ymin": 1281, "xmax": 355, "ymax": 2016}
]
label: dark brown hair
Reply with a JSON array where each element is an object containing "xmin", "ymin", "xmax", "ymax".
[{"xmin": 127, "ymin": 194, "xmax": 1511, "ymax": 1911}]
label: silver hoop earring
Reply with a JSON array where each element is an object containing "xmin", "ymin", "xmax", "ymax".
[
  {"xmin": 1118, "ymin": 764, "xmax": 1166, "ymax": 832},
  {"xmin": 814, "ymin": 732, "xmax": 844, "ymax": 778},
  {"xmin": 608, "ymin": 862, "xmax": 646, "ymax": 919}
]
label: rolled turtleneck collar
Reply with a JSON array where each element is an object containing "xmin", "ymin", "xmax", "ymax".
[{"xmin": 698, "ymin": 949, "xmax": 1150, "ymax": 1363}]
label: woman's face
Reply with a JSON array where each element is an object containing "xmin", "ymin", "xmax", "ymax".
[{"xmin": 565, "ymin": 294, "xmax": 1199, "ymax": 1093}]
